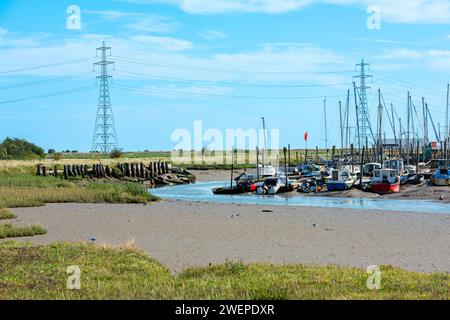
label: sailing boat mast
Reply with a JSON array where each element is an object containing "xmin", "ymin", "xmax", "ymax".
[
  {"xmin": 324, "ymin": 98, "xmax": 328, "ymax": 156},
  {"xmin": 261, "ymin": 117, "xmax": 267, "ymax": 173}
]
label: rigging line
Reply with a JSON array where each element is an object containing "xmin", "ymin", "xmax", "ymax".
[
  {"xmin": 0, "ymin": 57, "xmax": 96, "ymax": 75},
  {"xmin": 0, "ymin": 72, "xmax": 94, "ymax": 90},
  {"xmin": 113, "ymin": 83, "xmax": 347, "ymax": 100},
  {"xmin": 114, "ymin": 56, "xmax": 355, "ymax": 75},
  {"xmin": 380, "ymin": 92, "xmax": 395, "ymax": 135},
  {"xmin": 114, "ymin": 70, "xmax": 352, "ymax": 88},
  {"xmin": 0, "ymin": 85, "xmax": 96, "ymax": 105},
  {"xmin": 412, "ymin": 103, "xmax": 424, "ymax": 133}
]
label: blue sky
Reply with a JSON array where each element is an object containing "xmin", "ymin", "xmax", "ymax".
[{"xmin": 1, "ymin": 0, "xmax": 450, "ymax": 151}]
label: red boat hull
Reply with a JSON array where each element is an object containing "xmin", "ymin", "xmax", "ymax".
[{"xmin": 371, "ymin": 182, "xmax": 400, "ymax": 194}]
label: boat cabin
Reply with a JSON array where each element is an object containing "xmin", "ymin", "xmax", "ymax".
[
  {"xmin": 383, "ymin": 159, "xmax": 405, "ymax": 175},
  {"xmin": 371, "ymin": 169, "xmax": 400, "ymax": 184}
]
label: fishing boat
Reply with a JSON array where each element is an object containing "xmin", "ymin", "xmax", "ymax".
[
  {"xmin": 256, "ymin": 177, "xmax": 281, "ymax": 195},
  {"xmin": 430, "ymin": 160, "xmax": 450, "ymax": 186},
  {"xmin": 212, "ymin": 148, "xmax": 256, "ymax": 195},
  {"xmin": 383, "ymin": 159, "xmax": 408, "ymax": 184},
  {"xmin": 212, "ymin": 180, "xmax": 255, "ymax": 195},
  {"xmin": 326, "ymin": 168, "xmax": 355, "ymax": 191},
  {"xmin": 370, "ymin": 169, "xmax": 400, "ymax": 194},
  {"xmin": 362, "ymin": 163, "xmax": 381, "ymax": 177}
]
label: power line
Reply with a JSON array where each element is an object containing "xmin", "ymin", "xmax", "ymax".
[
  {"xmin": 0, "ymin": 72, "xmax": 94, "ymax": 90},
  {"xmin": 115, "ymin": 70, "xmax": 352, "ymax": 88},
  {"xmin": 114, "ymin": 55, "xmax": 355, "ymax": 75},
  {"xmin": 113, "ymin": 83, "xmax": 347, "ymax": 100},
  {"xmin": 0, "ymin": 85, "xmax": 96, "ymax": 105},
  {"xmin": 373, "ymin": 72, "xmax": 445, "ymax": 96},
  {"xmin": 0, "ymin": 57, "xmax": 95, "ymax": 75}
]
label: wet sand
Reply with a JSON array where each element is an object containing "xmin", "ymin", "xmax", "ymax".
[{"xmin": 7, "ymin": 200, "xmax": 450, "ymax": 273}]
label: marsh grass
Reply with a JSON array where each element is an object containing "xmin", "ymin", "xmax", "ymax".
[
  {"xmin": 0, "ymin": 174, "xmax": 159, "ymax": 208},
  {"xmin": 0, "ymin": 208, "xmax": 16, "ymax": 220},
  {"xmin": 0, "ymin": 225, "xmax": 47, "ymax": 239},
  {"xmin": 0, "ymin": 242, "xmax": 448, "ymax": 300}
]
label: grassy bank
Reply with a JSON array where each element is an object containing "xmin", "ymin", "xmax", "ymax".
[
  {"xmin": 0, "ymin": 174, "xmax": 159, "ymax": 208},
  {"xmin": 0, "ymin": 242, "xmax": 448, "ymax": 300}
]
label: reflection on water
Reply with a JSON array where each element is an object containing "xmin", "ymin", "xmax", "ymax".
[{"xmin": 151, "ymin": 181, "xmax": 450, "ymax": 214}]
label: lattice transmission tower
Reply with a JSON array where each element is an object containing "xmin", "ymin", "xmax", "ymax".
[
  {"xmin": 354, "ymin": 59, "xmax": 373, "ymax": 148},
  {"xmin": 91, "ymin": 41, "xmax": 119, "ymax": 154}
]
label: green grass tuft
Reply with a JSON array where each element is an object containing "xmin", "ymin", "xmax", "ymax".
[
  {"xmin": 0, "ymin": 208, "xmax": 16, "ymax": 220},
  {"xmin": 0, "ymin": 224, "xmax": 47, "ymax": 239}
]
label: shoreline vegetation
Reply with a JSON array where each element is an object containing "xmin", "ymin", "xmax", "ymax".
[
  {"xmin": 0, "ymin": 174, "xmax": 159, "ymax": 209},
  {"xmin": 0, "ymin": 242, "xmax": 448, "ymax": 300}
]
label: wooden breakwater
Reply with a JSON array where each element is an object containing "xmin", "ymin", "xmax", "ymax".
[{"xmin": 36, "ymin": 161, "xmax": 195, "ymax": 186}]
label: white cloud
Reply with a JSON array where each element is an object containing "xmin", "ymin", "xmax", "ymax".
[
  {"xmin": 126, "ymin": 15, "xmax": 180, "ymax": 32},
  {"xmin": 130, "ymin": 35, "xmax": 192, "ymax": 50},
  {"xmin": 120, "ymin": 0, "xmax": 450, "ymax": 24},
  {"xmin": 199, "ymin": 30, "xmax": 227, "ymax": 41},
  {"xmin": 84, "ymin": 10, "xmax": 143, "ymax": 20}
]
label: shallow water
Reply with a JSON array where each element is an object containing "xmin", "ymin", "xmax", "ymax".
[{"xmin": 151, "ymin": 181, "xmax": 450, "ymax": 214}]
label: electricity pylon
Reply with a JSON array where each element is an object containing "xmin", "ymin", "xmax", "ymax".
[
  {"xmin": 91, "ymin": 41, "xmax": 119, "ymax": 154},
  {"xmin": 354, "ymin": 59, "xmax": 373, "ymax": 148}
]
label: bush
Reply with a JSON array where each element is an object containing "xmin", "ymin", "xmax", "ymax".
[
  {"xmin": 51, "ymin": 153, "xmax": 63, "ymax": 161},
  {"xmin": 0, "ymin": 138, "xmax": 45, "ymax": 160},
  {"xmin": 47, "ymin": 149, "xmax": 56, "ymax": 154},
  {"xmin": 110, "ymin": 148, "xmax": 123, "ymax": 159}
]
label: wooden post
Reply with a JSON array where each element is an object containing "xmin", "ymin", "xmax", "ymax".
[
  {"xmin": 140, "ymin": 163, "xmax": 144, "ymax": 177},
  {"xmin": 36, "ymin": 164, "xmax": 42, "ymax": 176},
  {"xmin": 360, "ymin": 146, "xmax": 365, "ymax": 187},
  {"xmin": 63, "ymin": 165, "xmax": 68, "ymax": 180},
  {"xmin": 315, "ymin": 146, "xmax": 319, "ymax": 163},
  {"xmin": 42, "ymin": 166, "xmax": 47, "ymax": 177},
  {"xmin": 416, "ymin": 141, "xmax": 420, "ymax": 174},
  {"xmin": 54, "ymin": 166, "xmax": 58, "ymax": 177},
  {"xmin": 288, "ymin": 144, "xmax": 291, "ymax": 167},
  {"xmin": 350, "ymin": 144, "xmax": 354, "ymax": 174}
]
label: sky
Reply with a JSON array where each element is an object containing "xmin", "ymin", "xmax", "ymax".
[{"xmin": 1, "ymin": 0, "xmax": 450, "ymax": 152}]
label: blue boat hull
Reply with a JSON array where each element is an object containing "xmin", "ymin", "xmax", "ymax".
[{"xmin": 327, "ymin": 182, "xmax": 348, "ymax": 191}]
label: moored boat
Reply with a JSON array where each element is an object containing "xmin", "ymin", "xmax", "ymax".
[
  {"xmin": 430, "ymin": 168, "xmax": 450, "ymax": 186},
  {"xmin": 256, "ymin": 177, "xmax": 282, "ymax": 195},
  {"xmin": 326, "ymin": 169, "xmax": 355, "ymax": 191},
  {"xmin": 370, "ymin": 169, "xmax": 400, "ymax": 194}
]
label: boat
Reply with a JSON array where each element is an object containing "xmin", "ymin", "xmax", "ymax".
[
  {"xmin": 362, "ymin": 163, "xmax": 381, "ymax": 177},
  {"xmin": 383, "ymin": 158, "xmax": 408, "ymax": 184},
  {"xmin": 256, "ymin": 177, "xmax": 281, "ymax": 195},
  {"xmin": 212, "ymin": 181, "xmax": 255, "ymax": 195},
  {"xmin": 326, "ymin": 168, "xmax": 355, "ymax": 191},
  {"xmin": 298, "ymin": 161, "xmax": 322, "ymax": 178},
  {"xmin": 370, "ymin": 168, "xmax": 400, "ymax": 194},
  {"xmin": 212, "ymin": 147, "xmax": 256, "ymax": 195},
  {"xmin": 430, "ymin": 160, "xmax": 450, "ymax": 186}
]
